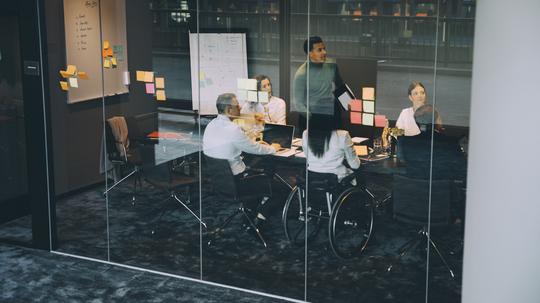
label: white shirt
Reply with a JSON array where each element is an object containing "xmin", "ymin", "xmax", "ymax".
[
  {"xmin": 396, "ymin": 107, "xmax": 421, "ymax": 136},
  {"xmin": 203, "ymin": 115, "xmax": 276, "ymax": 175},
  {"xmin": 240, "ymin": 96, "xmax": 287, "ymax": 125},
  {"xmin": 302, "ymin": 130, "xmax": 361, "ymax": 181}
]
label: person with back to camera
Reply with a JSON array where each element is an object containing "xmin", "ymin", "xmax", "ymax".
[
  {"xmin": 396, "ymin": 81, "xmax": 443, "ymax": 136},
  {"xmin": 292, "ymin": 36, "xmax": 344, "ymax": 130},
  {"xmin": 302, "ymin": 114, "xmax": 361, "ymax": 185},
  {"xmin": 240, "ymin": 74, "xmax": 287, "ymax": 125}
]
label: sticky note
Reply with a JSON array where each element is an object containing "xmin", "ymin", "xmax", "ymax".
[
  {"xmin": 144, "ymin": 72, "xmax": 154, "ymax": 83},
  {"xmin": 363, "ymin": 101, "xmax": 375, "ymax": 113},
  {"xmin": 103, "ymin": 40, "xmax": 110, "ymax": 49},
  {"xmin": 206, "ymin": 78, "xmax": 213, "ymax": 85},
  {"xmin": 68, "ymin": 77, "xmax": 78, "ymax": 88},
  {"xmin": 145, "ymin": 83, "xmax": 155, "ymax": 94},
  {"xmin": 374, "ymin": 115, "xmax": 387, "ymax": 127},
  {"xmin": 103, "ymin": 59, "xmax": 111, "ymax": 68},
  {"xmin": 156, "ymin": 90, "xmax": 166, "ymax": 101},
  {"xmin": 362, "ymin": 87, "xmax": 375, "ymax": 100},
  {"xmin": 199, "ymin": 71, "xmax": 206, "ymax": 81},
  {"xmin": 258, "ymin": 91, "xmax": 269, "ymax": 103},
  {"xmin": 136, "ymin": 71, "xmax": 145, "ymax": 82},
  {"xmin": 155, "ymin": 77, "xmax": 165, "ymax": 89},
  {"xmin": 349, "ymin": 99, "xmax": 362, "ymax": 112},
  {"xmin": 111, "ymin": 57, "xmax": 117, "ymax": 66},
  {"xmin": 354, "ymin": 145, "xmax": 368, "ymax": 156},
  {"xmin": 237, "ymin": 89, "xmax": 248, "ymax": 100},
  {"xmin": 102, "ymin": 48, "xmax": 113, "ymax": 58},
  {"xmin": 59, "ymin": 70, "xmax": 70, "ymax": 78},
  {"xmin": 350, "ymin": 112, "xmax": 362, "ymax": 124},
  {"xmin": 123, "ymin": 71, "xmax": 130, "ymax": 85},
  {"xmin": 66, "ymin": 65, "xmax": 77, "ymax": 76},
  {"xmin": 59, "ymin": 81, "xmax": 69, "ymax": 91},
  {"xmin": 362, "ymin": 113, "xmax": 374, "ymax": 126},
  {"xmin": 245, "ymin": 79, "xmax": 257, "ymax": 91},
  {"xmin": 77, "ymin": 71, "xmax": 89, "ymax": 80},
  {"xmin": 247, "ymin": 90, "xmax": 258, "ymax": 102}
]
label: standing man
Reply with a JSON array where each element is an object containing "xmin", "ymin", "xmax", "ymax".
[{"xmin": 292, "ymin": 36, "xmax": 344, "ymax": 129}]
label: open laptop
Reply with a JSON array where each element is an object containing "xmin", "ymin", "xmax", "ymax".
[{"xmin": 262, "ymin": 123, "xmax": 296, "ymax": 156}]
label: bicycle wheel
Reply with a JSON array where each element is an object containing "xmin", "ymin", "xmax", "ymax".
[
  {"xmin": 329, "ymin": 187, "xmax": 374, "ymax": 259},
  {"xmin": 282, "ymin": 186, "xmax": 324, "ymax": 246}
]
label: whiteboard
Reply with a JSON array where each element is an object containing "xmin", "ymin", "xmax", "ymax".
[
  {"xmin": 63, "ymin": 0, "xmax": 129, "ymax": 104},
  {"xmin": 189, "ymin": 33, "xmax": 248, "ymax": 115}
]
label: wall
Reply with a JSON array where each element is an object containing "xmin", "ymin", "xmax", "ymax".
[
  {"xmin": 462, "ymin": 1, "xmax": 540, "ymax": 302},
  {"xmin": 45, "ymin": 0, "xmax": 156, "ymax": 195}
]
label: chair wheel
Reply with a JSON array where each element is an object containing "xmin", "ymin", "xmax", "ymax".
[{"xmin": 282, "ymin": 186, "xmax": 326, "ymax": 246}]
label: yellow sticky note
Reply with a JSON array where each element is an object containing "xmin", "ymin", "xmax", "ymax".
[
  {"xmin": 59, "ymin": 70, "xmax": 70, "ymax": 78},
  {"xmin": 77, "ymin": 71, "xmax": 89, "ymax": 80},
  {"xmin": 144, "ymin": 72, "xmax": 154, "ymax": 83},
  {"xmin": 103, "ymin": 40, "xmax": 110, "ymax": 49},
  {"xmin": 60, "ymin": 81, "xmax": 69, "ymax": 91},
  {"xmin": 155, "ymin": 77, "xmax": 165, "ymax": 89},
  {"xmin": 103, "ymin": 59, "xmax": 111, "ymax": 68},
  {"xmin": 156, "ymin": 89, "xmax": 166, "ymax": 101},
  {"xmin": 111, "ymin": 57, "xmax": 117, "ymax": 66},
  {"xmin": 136, "ymin": 71, "xmax": 145, "ymax": 82},
  {"xmin": 66, "ymin": 65, "xmax": 77, "ymax": 76},
  {"xmin": 199, "ymin": 71, "xmax": 206, "ymax": 81}
]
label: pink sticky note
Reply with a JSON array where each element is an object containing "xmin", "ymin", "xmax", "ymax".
[
  {"xmin": 349, "ymin": 99, "xmax": 362, "ymax": 112},
  {"xmin": 374, "ymin": 115, "xmax": 387, "ymax": 127},
  {"xmin": 145, "ymin": 83, "xmax": 155, "ymax": 94},
  {"xmin": 350, "ymin": 112, "xmax": 362, "ymax": 124}
]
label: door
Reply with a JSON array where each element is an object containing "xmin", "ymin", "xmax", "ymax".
[{"xmin": 0, "ymin": 1, "xmax": 52, "ymax": 249}]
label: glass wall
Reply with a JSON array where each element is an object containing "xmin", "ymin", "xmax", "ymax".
[{"xmin": 47, "ymin": 0, "xmax": 473, "ymax": 302}]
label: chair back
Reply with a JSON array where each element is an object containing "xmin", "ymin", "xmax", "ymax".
[
  {"xmin": 105, "ymin": 121, "xmax": 124, "ymax": 162},
  {"xmin": 392, "ymin": 174, "xmax": 450, "ymax": 226},
  {"xmin": 203, "ymin": 155, "xmax": 238, "ymax": 200}
]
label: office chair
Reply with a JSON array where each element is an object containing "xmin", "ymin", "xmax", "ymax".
[
  {"xmin": 142, "ymin": 155, "xmax": 206, "ymax": 233},
  {"xmin": 203, "ymin": 155, "xmax": 273, "ymax": 248},
  {"xmin": 387, "ymin": 174, "xmax": 455, "ymax": 278},
  {"xmin": 103, "ymin": 117, "xmax": 143, "ymax": 201},
  {"xmin": 282, "ymin": 171, "xmax": 375, "ymax": 259}
]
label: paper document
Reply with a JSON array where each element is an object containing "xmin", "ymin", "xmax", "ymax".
[
  {"xmin": 354, "ymin": 145, "xmax": 368, "ymax": 156},
  {"xmin": 338, "ymin": 91, "xmax": 352, "ymax": 110},
  {"xmin": 351, "ymin": 137, "xmax": 369, "ymax": 144}
]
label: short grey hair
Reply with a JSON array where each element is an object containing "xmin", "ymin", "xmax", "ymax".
[{"xmin": 216, "ymin": 93, "xmax": 237, "ymax": 114}]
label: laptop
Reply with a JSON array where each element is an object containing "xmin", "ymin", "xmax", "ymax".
[{"xmin": 262, "ymin": 123, "xmax": 295, "ymax": 155}]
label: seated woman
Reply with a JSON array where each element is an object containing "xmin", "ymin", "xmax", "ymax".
[
  {"xmin": 396, "ymin": 81, "xmax": 442, "ymax": 136},
  {"xmin": 240, "ymin": 74, "xmax": 287, "ymax": 125},
  {"xmin": 302, "ymin": 114, "xmax": 360, "ymax": 184}
]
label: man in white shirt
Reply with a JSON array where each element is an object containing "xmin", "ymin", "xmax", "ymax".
[{"xmin": 203, "ymin": 93, "xmax": 279, "ymax": 176}]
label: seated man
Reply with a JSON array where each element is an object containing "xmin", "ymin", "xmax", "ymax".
[{"xmin": 203, "ymin": 93, "xmax": 280, "ymax": 223}]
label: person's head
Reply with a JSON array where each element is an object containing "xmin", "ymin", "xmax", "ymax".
[
  {"xmin": 307, "ymin": 114, "xmax": 337, "ymax": 158},
  {"xmin": 304, "ymin": 36, "xmax": 327, "ymax": 63},
  {"xmin": 414, "ymin": 104, "xmax": 442, "ymax": 132},
  {"xmin": 216, "ymin": 93, "xmax": 240, "ymax": 119},
  {"xmin": 254, "ymin": 74, "xmax": 272, "ymax": 97},
  {"xmin": 408, "ymin": 81, "xmax": 427, "ymax": 109}
]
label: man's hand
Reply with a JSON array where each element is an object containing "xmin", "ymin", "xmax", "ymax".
[{"xmin": 271, "ymin": 143, "xmax": 281, "ymax": 151}]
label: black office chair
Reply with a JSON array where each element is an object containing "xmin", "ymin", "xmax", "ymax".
[
  {"xmin": 103, "ymin": 117, "xmax": 143, "ymax": 201},
  {"xmin": 203, "ymin": 155, "xmax": 273, "ymax": 248},
  {"xmin": 282, "ymin": 171, "xmax": 375, "ymax": 259},
  {"xmin": 142, "ymin": 156, "xmax": 206, "ymax": 233},
  {"xmin": 387, "ymin": 174, "xmax": 455, "ymax": 278}
]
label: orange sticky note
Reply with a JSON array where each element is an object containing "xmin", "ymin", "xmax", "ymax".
[
  {"xmin": 155, "ymin": 77, "xmax": 165, "ymax": 89},
  {"xmin": 59, "ymin": 70, "xmax": 70, "ymax": 78},
  {"xmin": 136, "ymin": 71, "xmax": 145, "ymax": 82},
  {"xmin": 350, "ymin": 112, "xmax": 362, "ymax": 124},
  {"xmin": 156, "ymin": 89, "xmax": 166, "ymax": 101},
  {"xmin": 60, "ymin": 81, "xmax": 69, "ymax": 91},
  {"xmin": 77, "ymin": 71, "xmax": 89, "ymax": 80},
  {"xmin": 102, "ymin": 48, "xmax": 113, "ymax": 58},
  {"xmin": 374, "ymin": 115, "xmax": 387, "ymax": 127},
  {"xmin": 66, "ymin": 65, "xmax": 77, "ymax": 76},
  {"xmin": 362, "ymin": 87, "xmax": 375, "ymax": 100},
  {"xmin": 144, "ymin": 72, "xmax": 154, "ymax": 83},
  {"xmin": 349, "ymin": 99, "xmax": 362, "ymax": 112},
  {"xmin": 354, "ymin": 145, "xmax": 368, "ymax": 156}
]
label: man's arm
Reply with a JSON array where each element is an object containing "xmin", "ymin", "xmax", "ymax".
[
  {"xmin": 292, "ymin": 69, "xmax": 307, "ymax": 114},
  {"xmin": 232, "ymin": 128, "xmax": 276, "ymax": 155},
  {"xmin": 333, "ymin": 63, "xmax": 345, "ymax": 89}
]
